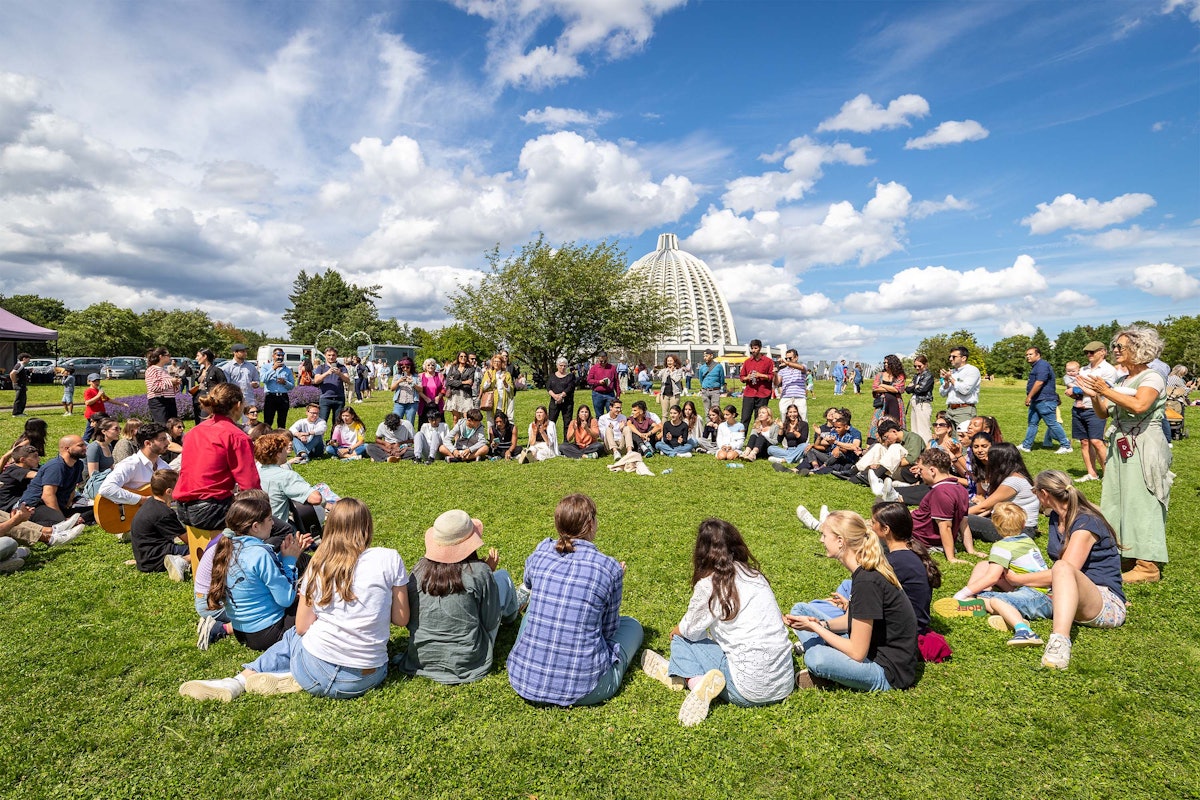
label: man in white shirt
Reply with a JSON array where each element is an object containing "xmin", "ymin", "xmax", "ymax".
[
  {"xmin": 1072, "ymin": 341, "xmax": 1119, "ymax": 483},
  {"xmin": 597, "ymin": 399, "xmax": 628, "ymax": 459},
  {"xmin": 98, "ymin": 423, "xmax": 174, "ymax": 507},
  {"xmin": 938, "ymin": 346, "xmax": 982, "ymax": 428},
  {"xmin": 289, "ymin": 403, "xmax": 327, "ymax": 462}
]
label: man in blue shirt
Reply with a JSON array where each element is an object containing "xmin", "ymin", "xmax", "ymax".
[
  {"xmin": 21, "ymin": 435, "xmax": 92, "ymax": 527},
  {"xmin": 224, "ymin": 344, "xmax": 261, "ymax": 404},
  {"xmin": 695, "ymin": 349, "xmax": 726, "ymax": 415},
  {"xmin": 314, "ymin": 347, "xmax": 350, "ymax": 429},
  {"xmin": 832, "ymin": 360, "xmax": 847, "ymax": 395},
  {"xmin": 1019, "ymin": 347, "xmax": 1071, "ymax": 454},
  {"xmin": 260, "ymin": 347, "xmax": 296, "ymax": 429}
]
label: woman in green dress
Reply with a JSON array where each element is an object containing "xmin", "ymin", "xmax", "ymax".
[{"xmin": 1079, "ymin": 325, "xmax": 1174, "ymax": 584}]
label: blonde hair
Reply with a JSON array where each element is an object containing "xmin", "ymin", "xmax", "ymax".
[
  {"xmin": 990, "ymin": 501, "xmax": 1026, "ymax": 538},
  {"xmin": 1032, "ymin": 469, "xmax": 1120, "ymax": 547},
  {"xmin": 304, "ymin": 498, "xmax": 374, "ymax": 607},
  {"xmin": 1113, "ymin": 325, "xmax": 1164, "ymax": 366},
  {"xmin": 824, "ymin": 510, "xmax": 900, "ymax": 588}
]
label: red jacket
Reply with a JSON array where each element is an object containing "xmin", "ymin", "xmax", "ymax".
[
  {"xmin": 739, "ymin": 356, "xmax": 775, "ymax": 398},
  {"xmin": 173, "ymin": 415, "xmax": 260, "ymax": 503}
]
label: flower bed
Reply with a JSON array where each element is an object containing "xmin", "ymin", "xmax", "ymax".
[{"xmin": 103, "ymin": 385, "xmax": 322, "ymax": 422}]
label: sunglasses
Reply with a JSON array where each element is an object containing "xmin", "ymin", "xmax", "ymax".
[
  {"xmin": 246, "ymin": 409, "xmax": 259, "ymax": 415},
  {"xmin": 1110, "ymin": 343, "xmax": 1125, "ymax": 351},
  {"xmin": 934, "ymin": 422, "xmax": 949, "ymax": 427}
]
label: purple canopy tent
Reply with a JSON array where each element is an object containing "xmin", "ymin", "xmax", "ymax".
[{"xmin": 0, "ymin": 307, "xmax": 59, "ymax": 378}]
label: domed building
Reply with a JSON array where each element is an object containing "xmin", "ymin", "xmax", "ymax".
[{"xmin": 627, "ymin": 233, "xmax": 739, "ymax": 366}]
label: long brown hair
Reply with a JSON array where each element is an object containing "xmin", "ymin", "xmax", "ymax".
[
  {"xmin": 304, "ymin": 498, "xmax": 373, "ymax": 607},
  {"xmin": 416, "ymin": 554, "xmax": 481, "ymax": 597},
  {"xmin": 199, "ymin": 382, "xmax": 243, "ymax": 418},
  {"xmin": 554, "ymin": 493, "xmax": 597, "ymax": 554},
  {"xmin": 871, "ymin": 501, "xmax": 941, "ymax": 589},
  {"xmin": 692, "ymin": 518, "xmax": 762, "ymax": 622},
  {"xmin": 206, "ymin": 491, "xmax": 273, "ymax": 610}
]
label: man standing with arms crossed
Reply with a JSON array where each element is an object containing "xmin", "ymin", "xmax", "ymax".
[
  {"xmin": 939, "ymin": 346, "xmax": 981, "ymax": 429},
  {"xmin": 738, "ymin": 339, "xmax": 774, "ymax": 428},
  {"xmin": 695, "ymin": 349, "xmax": 726, "ymax": 415}
]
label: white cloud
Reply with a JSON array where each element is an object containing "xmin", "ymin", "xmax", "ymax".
[
  {"xmin": 816, "ymin": 93, "xmax": 929, "ymax": 133},
  {"xmin": 999, "ymin": 319, "xmax": 1036, "ymax": 337},
  {"xmin": 521, "ymin": 106, "xmax": 613, "ymax": 129},
  {"xmin": 1132, "ymin": 263, "xmax": 1200, "ymax": 299},
  {"xmin": 1022, "ymin": 192, "xmax": 1156, "ymax": 234},
  {"xmin": 911, "ymin": 194, "xmax": 974, "ymax": 219},
  {"xmin": 844, "ymin": 254, "xmax": 1048, "ymax": 313},
  {"xmin": 1163, "ymin": 0, "xmax": 1200, "ymax": 25},
  {"xmin": 1151, "ymin": 120, "xmax": 1167, "ymax": 132},
  {"xmin": 904, "ymin": 119, "xmax": 989, "ymax": 150},
  {"xmin": 709, "ymin": 264, "xmax": 835, "ymax": 320},
  {"xmin": 1046, "ymin": 289, "xmax": 1097, "ymax": 308},
  {"xmin": 720, "ymin": 136, "xmax": 870, "ymax": 213}
]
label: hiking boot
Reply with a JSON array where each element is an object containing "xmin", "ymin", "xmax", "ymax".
[
  {"xmin": 640, "ymin": 650, "xmax": 685, "ymax": 691},
  {"xmin": 1041, "ymin": 633, "xmax": 1072, "ymax": 670},
  {"xmin": 678, "ymin": 669, "xmax": 726, "ymax": 727},
  {"xmin": 1122, "ymin": 559, "xmax": 1161, "ymax": 584}
]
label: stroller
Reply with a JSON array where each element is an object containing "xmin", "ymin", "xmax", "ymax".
[{"xmin": 1165, "ymin": 386, "xmax": 1188, "ymax": 440}]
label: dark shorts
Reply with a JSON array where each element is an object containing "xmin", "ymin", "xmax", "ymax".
[{"xmin": 1072, "ymin": 406, "xmax": 1105, "ymax": 441}]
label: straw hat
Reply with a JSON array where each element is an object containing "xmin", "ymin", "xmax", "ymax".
[{"xmin": 424, "ymin": 510, "xmax": 483, "ymax": 564}]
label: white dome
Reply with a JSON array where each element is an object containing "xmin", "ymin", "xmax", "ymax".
[{"xmin": 628, "ymin": 233, "xmax": 738, "ymax": 349}]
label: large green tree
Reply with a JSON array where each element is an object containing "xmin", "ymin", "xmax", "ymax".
[
  {"xmin": 988, "ymin": 334, "xmax": 1033, "ymax": 379},
  {"xmin": 0, "ymin": 294, "xmax": 69, "ymax": 356},
  {"xmin": 283, "ymin": 268, "xmax": 387, "ymax": 346},
  {"xmin": 57, "ymin": 302, "xmax": 144, "ymax": 357},
  {"xmin": 139, "ymin": 309, "xmax": 221, "ymax": 357},
  {"xmin": 446, "ymin": 235, "xmax": 676, "ymax": 383},
  {"xmin": 1158, "ymin": 315, "xmax": 1200, "ymax": 373}
]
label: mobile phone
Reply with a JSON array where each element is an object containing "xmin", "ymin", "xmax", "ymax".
[{"xmin": 1115, "ymin": 435, "xmax": 1134, "ymax": 459}]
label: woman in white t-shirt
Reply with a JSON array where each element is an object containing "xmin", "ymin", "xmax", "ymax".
[
  {"xmin": 963, "ymin": 442, "xmax": 1039, "ymax": 555},
  {"xmin": 179, "ymin": 499, "xmax": 410, "ymax": 701},
  {"xmin": 641, "ymin": 518, "xmax": 793, "ymax": 726}
]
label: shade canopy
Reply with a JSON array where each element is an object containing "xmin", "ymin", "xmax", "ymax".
[{"xmin": 0, "ymin": 307, "xmax": 58, "ymax": 341}]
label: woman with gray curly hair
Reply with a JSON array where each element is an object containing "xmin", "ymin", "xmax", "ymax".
[{"xmin": 1078, "ymin": 325, "xmax": 1174, "ymax": 584}]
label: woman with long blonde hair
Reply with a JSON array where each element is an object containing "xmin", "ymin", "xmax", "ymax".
[
  {"xmin": 181, "ymin": 498, "xmax": 410, "ymax": 702},
  {"xmin": 784, "ymin": 510, "xmax": 919, "ymax": 691}
]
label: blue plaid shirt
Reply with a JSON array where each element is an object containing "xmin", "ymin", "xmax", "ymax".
[{"xmin": 507, "ymin": 538, "xmax": 624, "ymax": 705}]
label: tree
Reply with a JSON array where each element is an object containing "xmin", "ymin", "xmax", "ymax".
[
  {"xmin": 212, "ymin": 321, "xmax": 269, "ymax": 353},
  {"xmin": 283, "ymin": 268, "xmax": 385, "ymax": 346},
  {"xmin": 1159, "ymin": 315, "xmax": 1200, "ymax": 373},
  {"xmin": 57, "ymin": 302, "xmax": 144, "ymax": 357},
  {"xmin": 988, "ymin": 335, "xmax": 1032, "ymax": 379},
  {"xmin": 914, "ymin": 329, "xmax": 987, "ymax": 376},
  {"xmin": 139, "ymin": 309, "xmax": 221, "ymax": 357},
  {"xmin": 0, "ymin": 294, "xmax": 69, "ymax": 356},
  {"xmin": 416, "ymin": 323, "xmax": 497, "ymax": 366},
  {"xmin": 446, "ymin": 235, "xmax": 677, "ymax": 383}
]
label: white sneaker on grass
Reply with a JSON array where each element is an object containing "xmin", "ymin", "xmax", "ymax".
[
  {"xmin": 882, "ymin": 478, "xmax": 901, "ymax": 503},
  {"xmin": 678, "ymin": 669, "xmax": 726, "ymax": 727},
  {"xmin": 676, "ymin": 452, "xmax": 693, "ymax": 458},
  {"xmin": 179, "ymin": 677, "xmax": 245, "ymax": 702},
  {"xmin": 795, "ymin": 505, "xmax": 820, "ymax": 531},
  {"xmin": 819, "ymin": 505, "xmax": 829, "ymax": 524},
  {"xmin": 1041, "ymin": 633, "xmax": 1072, "ymax": 670},
  {"xmin": 48, "ymin": 525, "xmax": 85, "ymax": 547},
  {"xmin": 1016, "ymin": 444, "xmax": 1032, "ymax": 453},
  {"xmin": 1054, "ymin": 446, "xmax": 1073, "ymax": 455},
  {"xmin": 768, "ymin": 456, "xmax": 784, "ymax": 465},
  {"xmin": 641, "ymin": 649, "xmax": 686, "ymax": 691},
  {"xmin": 866, "ymin": 469, "xmax": 885, "ymax": 499},
  {"xmin": 51, "ymin": 513, "xmax": 82, "ymax": 535},
  {"xmin": 196, "ymin": 616, "xmax": 217, "ymax": 650},
  {"xmin": 164, "ymin": 554, "xmax": 191, "ymax": 582},
  {"xmin": 245, "ymin": 672, "xmax": 304, "ymax": 695}
]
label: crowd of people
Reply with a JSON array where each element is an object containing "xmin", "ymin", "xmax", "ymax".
[{"xmin": 0, "ymin": 324, "xmax": 1181, "ymax": 724}]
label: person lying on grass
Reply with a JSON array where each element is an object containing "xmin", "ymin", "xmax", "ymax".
[
  {"xmin": 933, "ymin": 501, "xmax": 1051, "ymax": 647},
  {"xmin": 641, "ymin": 518, "xmax": 793, "ymax": 727},
  {"xmin": 181, "ymin": 498, "xmax": 410, "ymax": 702},
  {"xmin": 400, "ymin": 510, "xmax": 526, "ymax": 684},
  {"xmin": 507, "ymin": 493, "xmax": 643, "ymax": 707},
  {"xmin": 784, "ymin": 510, "xmax": 920, "ymax": 692}
]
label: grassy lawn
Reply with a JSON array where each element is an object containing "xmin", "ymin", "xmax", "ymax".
[{"xmin": 0, "ymin": 383, "xmax": 1196, "ymax": 799}]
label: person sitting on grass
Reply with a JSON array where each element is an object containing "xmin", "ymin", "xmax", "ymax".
[
  {"xmin": 766, "ymin": 404, "xmax": 810, "ymax": 466},
  {"xmin": 621, "ymin": 400, "xmax": 660, "ymax": 458},
  {"xmin": 414, "ymin": 408, "xmax": 450, "ymax": 464},
  {"xmin": 180, "ymin": 498, "xmax": 410, "ymax": 701},
  {"xmin": 0, "ymin": 445, "xmax": 85, "ymax": 549},
  {"xmin": 560, "ymin": 404, "xmax": 605, "ymax": 459},
  {"xmin": 962, "ymin": 442, "xmax": 1040, "ymax": 554},
  {"xmin": 908, "ymin": 448, "xmax": 971, "ymax": 564},
  {"xmin": 641, "ymin": 518, "xmax": 793, "ymax": 726},
  {"xmin": 738, "ymin": 406, "xmax": 778, "ymax": 462},
  {"xmin": 932, "ymin": 501, "xmax": 1050, "ymax": 647},
  {"xmin": 204, "ymin": 492, "xmax": 313, "ymax": 652},
  {"xmin": 1, "ymin": 417, "xmax": 49, "ymax": 469},
  {"xmin": 784, "ymin": 510, "xmax": 920, "ymax": 692},
  {"xmin": 400, "ymin": 510, "xmax": 526, "ymax": 684},
  {"xmin": 656, "ymin": 405, "xmax": 697, "ymax": 458},
  {"xmin": 507, "ymin": 493, "xmax": 643, "ymax": 707},
  {"xmin": 111, "ymin": 419, "xmax": 142, "ymax": 464},
  {"xmin": 367, "ymin": 413, "xmax": 415, "ymax": 462},
  {"xmin": 255, "ymin": 433, "xmax": 330, "ymax": 526},
  {"xmin": 289, "ymin": 404, "xmax": 327, "ymax": 462},
  {"xmin": 695, "ymin": 406, "xmax": 722, "ymax": 455},
  {"xmin": 713, "ymin": 405, "xmax": 745, "ymax": 461},
  {"xmin": 852, "ymin": 419, "xmax": 925, "ymax": 489},
  {"xmin": 597, "ymin": 400, "xmax": 627, "ymax": 459},
  {"xmin": 130, "ymin": 469, "xmax": 192, "ymax": 582},
  {"xmin": 19, "ymin": 435, "xmax": 94, "ymax": 530},
  {"xmin": 440, "ymin": 408, "xmax": 489, "ymax": 462},
  {"xmin": 488, "ymin": 411, "xmax": 521, "ymax": 461},
  {"xmin": 523, "ymin": 405, "xmax": 560, "ymax": 462},
  {"xmin": 0, "ymin": 505, "xmax": 38, "ymax": 573},
  {"xmin": 325, "ymin": 407, "xmax": 368, "ymax": 460}
]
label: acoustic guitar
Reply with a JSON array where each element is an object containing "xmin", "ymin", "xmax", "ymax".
[{"xmin": 93, "ymin": 485, "xmax": 152, "ymax": 534}]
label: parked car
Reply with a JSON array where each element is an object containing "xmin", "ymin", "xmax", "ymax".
[
  {"xmin": 26, "ymin": 358, "xmax": 60, "ymax": 384},
  {"xmin": 55, "ymin": 357, "xmax": 106, "ymax": 382},
  {"xmin": 102, "ymin": 357, "xmax": 147, "ymax": 380}
]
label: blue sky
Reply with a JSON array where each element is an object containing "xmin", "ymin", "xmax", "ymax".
[{"xmin": 0, "ymin": 0, "xmax": 1196, "ymax": 360}]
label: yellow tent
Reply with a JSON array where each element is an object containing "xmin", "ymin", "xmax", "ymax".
[{"xmin": 715, "ymin": 355, "xmax": 748, "ymax": 365}]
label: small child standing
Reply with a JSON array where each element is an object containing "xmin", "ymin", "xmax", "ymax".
[
  {"xmin": 129, "ymin": 469, "xmax": 192, "ymax": 581},
  {"xmin": 61, "ymin": 367, "xmax": 76, "ymax": 416},
  {"xmin": 932, "ymin": 501, "xmax": 1051, "ymax": 646}
]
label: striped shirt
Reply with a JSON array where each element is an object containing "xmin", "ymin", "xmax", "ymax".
[
  {"xmin": 778, "ymin": 366, "xmax": 808, "ymax": 399},
  {"xmin": 145, "ymin": 365, "xmax": 175, "ymax": 398}
]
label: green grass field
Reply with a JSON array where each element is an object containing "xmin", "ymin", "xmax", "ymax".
[{"xmin": 1, "ymin": 384, "xmax": 1196, "ymax": 799}]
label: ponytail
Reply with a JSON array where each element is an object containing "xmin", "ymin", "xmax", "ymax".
[
  {"xmin": 206, "ymin": 491, "xmax": 272, "ymax": 610},
  {"xmin": 872, "ymin": 500, "xmax": 941, "ymax": 589},
  {"xmin": 825, "ymin": 510, "xmax": 902, "ymax": 589},
  {"xmin": 206, "ymin": 535, "xmax": 236, "ymax": 610},
  {"xmin": 554, "ymin": 493, "xmax": 597, "ymax": 554}
]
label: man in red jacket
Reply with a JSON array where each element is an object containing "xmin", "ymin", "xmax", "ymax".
[{"xmin": 738, "ymin": 339, "xmax": 774, "ymax": 428}]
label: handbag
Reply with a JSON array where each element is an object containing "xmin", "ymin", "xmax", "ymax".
[
  {"xmin": 479, "ymin": 390, "xmax": 495, "ymax": 410},
  {"xmin": 873, "ymin": 394, "xmax": 885, "ymax": 408}
]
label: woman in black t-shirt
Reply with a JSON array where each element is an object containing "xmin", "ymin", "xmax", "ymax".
[
  {"xmin": 655, "ymin": 405, "xmax": 695, "ymax": 457},
  {"xmin": 546, "ymin": 357, "xmax": 576, "ymax": 436},
  {"xmin": 785, "ymin": 510, "xmax": 919, "ymax": 691}
]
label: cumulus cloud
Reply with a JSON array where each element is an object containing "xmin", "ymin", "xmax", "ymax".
[
  {"xmin": 999, "ymin": 319, "xmax": 1036, "ymax": 337},
  {"xmin": 709, "ymin": 264, "xmax": 835, "ymax": 320},
  {"xmin": 843, "ymin": 254, "xmax": 1048, "ymax": 313},
  {"xmin": 911, "ymin": 194, "xmax": 974, "ymax": 219},
  {"xmin": 521, "ymin": 106, "xmax": 613, "ymax": 129},
  {"xmin": 816, "ymin": 93, "xmax": 929, "ymax": 133},
  {"xmin": 904, "ymin": 119, "xmax": 989, "ymax": 150},
  {"xmin": 1023, "ymin": 192, "xmax": 1156, "ymax": 234},
  {"xmin": 1163, "ymin": 0, "xmax": 1200, "ymax": 25},
  {"xmin": 720, "ymin": 137, "xmax": 870, "ymax": 213},
  {"xmin": 1132, "ymin": 263, "xmax": 1200, "ymax": 299},
  {"xmin": 455, "ymin": 0, "xmax": 688, "ymax": 89}
]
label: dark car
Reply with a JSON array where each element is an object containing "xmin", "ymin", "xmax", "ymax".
[
  {"xmin": 55, "ymin": 357, "xmax": 107, "ymax": 382},
  {"xmin": 102, "ymin": 357, "xmax": 147, "ymax": 380}
]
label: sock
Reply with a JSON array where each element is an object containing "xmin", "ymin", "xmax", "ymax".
[
  {"xmin": 953, "ymin": 589, "xmax": 971, "ymax": 601},
  {"xmin": 233, "ymin": 675, "xmax": 247, "ymax": 688},
  {"xmin": 1013, "ymin": 622, "xmax": 1032, "ymax": 635},
  {"xmin": 686, "ymin": 676, "xmax": 703, "ymax": 691}
]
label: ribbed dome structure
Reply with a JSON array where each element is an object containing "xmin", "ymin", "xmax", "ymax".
[{"xmin": 628, "ymin": 233, "xmax": 738, "ymax": 354}]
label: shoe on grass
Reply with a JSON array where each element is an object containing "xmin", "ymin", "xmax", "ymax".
[
  {"xmin": 0, "ymin": 557, "xmax": 25, "ymax": 574},
  {"xmin": 196, "ymin": 616, "xmax": 217, "ymax": 651},
  {"xmin": 795, "ymin": 669, "xmax": 835, "ymax": 690},
  {"xmin": 1016, "ymin": 444, "xmax": 1032, "ymax": 453},
  {"xmin": 881, "ymin": 478, "xmax": 901, "ymax": 503},
  {"xmin": 164, "ymin": 554, "xmax": 191, "ymax": 583},
  {"xmin": 515, "ymin": 582, "xmax": 532, "ymax": 614},
  {"xmin": 1122, "ymin": 559, "xmax": 1161, "ymax": 584},
  {"xmin": 986, "ymin": 615, "xmax": 1009, "ymax": 632},
  {"xmin": 245, "ymin": 672, "xmax": 304, "ymax": 695},
  {"xmin": 866, "ymin": 469, "xmax": 885, "ymax": 498},
  {"xmin": 795, "ymin": 505, "xmax": 820, "ymax": 531},
  {"xmin": 1074, "ymin": 474, "xmax": 1098, "ymax": 483},
  {"xmin": 1054, "ymin": 446, "xmax": 1073, "ymax": 455},
  {"xmin": 678, "ymin": 669, "xmax": 726, "ymax": 727},
  {"xmin": 676, "ymin": 452, "xmax": 692, "ymax": 458},
  {"xmin": 51, "ymin": 513, "xmax": 82, "ymax": 535},
  {"xmin": 1041, "ymin": 633, "xmax": 1072, "ymax": 670},
  {"xmin": 179, "ymin": 677, "xmax": 244, "ymax": 702},
  {"xmin": 818, "ymin": 505, "xmax": 829, "ymax": 524},
  {"xmin": 772, "ymin": 461, "xmax": 797, "ymax": 474},
  {"xmin": 1007, "ymin": 629, "xmax": 1043, "ymax": 647},
  {"xmin": 48, "ymin": 524, "xmax": 85, "ymax": 547},
  {"xmin": 641, "ymin": 650, "xmax": 686, "ymax": 691},
  {"xmin": 932, "ymin": 597, "xmax": 987, "ymax": 618}
]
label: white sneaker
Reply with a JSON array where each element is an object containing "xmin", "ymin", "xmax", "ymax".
[
  {"xmin": 48, "ymin": 524, "xmax": 85, "ymax": 547},
  {"xmin": 1016, "ymin": 444, "xmax": 1032, "ymax": 453},
  {"xmin": 818, "ymin": 505, "xmax": 829, "ymax": 524},
  {"xmin": 51, "ymin": 513, "xmax": 82, "ymax": 535},
  {"xmin": 179, "ymin": 677, "xmax": 245, "ymax": 702},
  {"xmin": 164, "ymin": 554, "xmax": 191, "ymax": 582},
  {"xmin": 676, "ymin": 452, "xmax": 692, "ymax": 458},
  {"xmin": 866, "ymin": 469, "xmax": 885, "ymax": 498},
  {"xmin": 1041, "ymin": 633, "xmax": 1072, "ymax": 670},
  {"xmin": 640, "ymin": 649, "xmax": 685, "ymax": 691},
  {"xmin": 795, "ymin": 505, "xmax": 820, "ymax": 531},
  {"xmin": 245, "ymin": 672, "xmax": 304, "ymax": 695},
  {"xmin": 678, "ymin": 669, "xmax": 726, "ymax": 727},
  {"xmin": 768, "ymin": 456, "xmax": 784, "ymax": 464},
  {"xmin": 882, "ymin": 478, "xmax": 901, "ymax": 503},
  {"xmin": 1074, "ymin": 474, "xmax": 1098, "ymax": 483},
  {"xmin": 1054, "ymin": 446, "xmax": 1073, "ymax": 455}
]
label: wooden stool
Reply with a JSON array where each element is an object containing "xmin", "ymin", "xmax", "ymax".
[{"xmin": 185, "ymin": 526, "xmax": 219, "ymax": 574}]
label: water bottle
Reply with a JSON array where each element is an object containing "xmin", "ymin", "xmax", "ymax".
[
  {"xmin": 661, "ymin": 468, "xmax": 673, "ymax": 475},
  {"xmin": 727, "ymin": 462, "xmax": 745, "ymax": 469}
]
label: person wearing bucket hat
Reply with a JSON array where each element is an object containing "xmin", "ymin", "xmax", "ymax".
[
  {"xmin": 507, "ymin": 493, "xmax": 643, "ymax": 706},
  {"xmin": 399, "ymin": 510, "xmax": 525, "ymax": 684}
]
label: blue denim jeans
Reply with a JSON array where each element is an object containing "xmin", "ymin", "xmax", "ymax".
[
  {"xmin": 591, "ymin": 390, "xmax": 617, "ymax": 418},
  {"xmin": 195, "ymin": 595, "xmax": 230, "ymax": 622},
  {"xmin": 326, "ymin": 443, "xmax": 368, "ymax": 458},
  {"xmin": 245, "ymin": 627, "xmax": 387, "ymax": 699},
  {"xmin": 571, "ymin": 616, "xmax": 644, "ymax": 706},
  {"xmin": 318, "ymin": 397, "xmax": 344, "ymax": 432},
  {"xmin": 977, "ymin": 586, "xmax": 1053, "ymax": 620},
  {"xmin": 491, "ymin": 569, "xmax": 520, "ymax": 627},
  {"xmin": 655, "ymin": 440, "xmax": 696, "ymax": 456},
  {"xmin": 292, "ymin": 436, "xmax": 324, "ymax": 460},
  {"xmin": 796, "ymin": 629, "xmax": 892, "ymax": 691},
  {"xmin": 767, "ymin": 443, "xmax": 809, "ymax": 463},
  {"xmin": 393, "ymin": 401, "xmax": 418, "ymax": 428},
  {"xmin": 667, "ymin": 636, "xmax": 778, "ymax": 708},
  {"xmin": 789, "ymin": 595, "xmax": 849, "ymax": 621},
  {"xmin": 1021, "ymin": 399, "xmax": 1069, "ymax": 449}
]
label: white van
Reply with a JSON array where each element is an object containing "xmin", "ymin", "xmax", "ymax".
[{"xmin": 255, "ymin": 344, "xmax": 312, "ymax": 372}]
